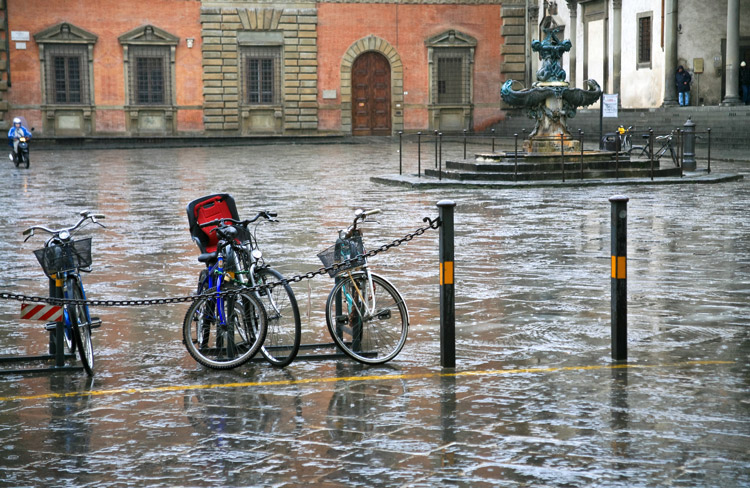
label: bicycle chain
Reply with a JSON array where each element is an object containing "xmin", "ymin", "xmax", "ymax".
[{"xmin": 0, "ymin": 216, "xmax": 442, "ymax": 308}]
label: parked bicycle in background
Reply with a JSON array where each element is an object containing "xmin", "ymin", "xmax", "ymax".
[{"xmin": 23, "ymin": 211, "xmax": 105, "ymax": 375}]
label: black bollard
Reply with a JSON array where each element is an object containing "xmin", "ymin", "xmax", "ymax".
[
  {"xmin": 560, "ymin": 133, "xmax": 566, "ymax": 182},
  {"xmin": 438, "ymin": 200, "xmax": 456, "ymax": 368},
  {"xmin": 513, "ymin": 133, "xmax": 518, "ymax": 182},
  {"xmin": 609, "ymin": 195, "xmax": 629, "ymax": 361},
  {"xmin": 707, "ymin": 128, "xmax": 712, "ymax": 174},
  {"xmin": 438, "ymin": 132, "xmax": 443, "ymax": 180},
  {"xmin": 491, "ymin": 128, "xmax": 495, "ymax": 153},
  {"xmin": 463, "ymin": 129, "xmax": 467, "ymax": 159},
  {"xmin": 398, "ymin": 131, "xmax": 403, "ymax": 175},
  {"xmin": 417, "ymin": 131, "xmax": 422, "ymax": 178},
  {"xmin": 434, "ymin": 130, "xmax": 439, "ymax": 169}
]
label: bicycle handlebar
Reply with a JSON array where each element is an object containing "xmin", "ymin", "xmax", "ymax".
[
  {"xmin": 198, "ymin": 211, "xmax": 278, "ymax": 230},
  {"xmin": 22, "ymin": 211, "xmax": 106, "ymax": 242}
]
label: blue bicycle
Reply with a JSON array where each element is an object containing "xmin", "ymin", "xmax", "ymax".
[
  {"xmin": 182, "ymin": 219, "xmax": 267, "ymax": 369},
  {"xmin": 23, "ymin": 211, "xmax": 105, "ymax": 375}
]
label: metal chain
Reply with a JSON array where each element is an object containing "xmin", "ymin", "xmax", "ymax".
[{"xmin": 1, "ymin": 216, "xmax": 442, "ymax": 308}]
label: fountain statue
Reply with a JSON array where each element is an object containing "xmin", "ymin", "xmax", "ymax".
[{"xmin": 502, "ymin": 25, "xmax": 601, "ymax": 153}]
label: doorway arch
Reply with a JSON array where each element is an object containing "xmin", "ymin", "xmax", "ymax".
[{"xmin": 340, "ymin": 36, "xmax": 404, "ymax": 135}]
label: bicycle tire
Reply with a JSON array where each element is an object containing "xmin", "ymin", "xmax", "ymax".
[
  {"xmin": 183, "ymin": 290, "xmax": 267, "ymax": 369},
  {"xmin": 68, "ymin": 277, "xmax": 94, "ymax": 375},
  {"xmin": 254, "ymin": 267, "xmax": 301, "ymax": 367},
  {"xmin": 325, "ymin": 272, "xmax": 409, "ymax": 365}
]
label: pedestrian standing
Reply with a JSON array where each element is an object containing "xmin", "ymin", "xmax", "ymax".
[
  {"xmin": 740, "ymin": 61, "xmax": 750, "ymax": 105},
  {"xmin": 675, "ymin": 65, "xmax": 691, "ymax": 107}
]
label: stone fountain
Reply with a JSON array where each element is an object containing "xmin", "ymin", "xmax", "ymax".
[{"xmin": 501, "ymin": 25, "xmax": 601, "ymax": 153}]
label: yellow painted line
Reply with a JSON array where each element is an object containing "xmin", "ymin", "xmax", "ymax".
[
  {"xmin": 611, "ymin": 255, "xmax": 626, "ymax": 279},
  {"xmin": 440, "ymin": 261, "xmax": 454, "ymax": 285},
  {"xmin": 0, "ymin": 360, "xmax": 734, "ymax": 404}
]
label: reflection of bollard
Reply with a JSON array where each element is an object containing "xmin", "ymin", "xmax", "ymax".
[
  {"xmin": 438, "ymin": 200, "xmax": 456, "ymax": 368},
  {"xmin": 609, "ymin": 195, "xmax": 629, "ymax": 361},
  {"xmin": 682, "ymin": 117, "xmax": 696, "ymax": 171}
]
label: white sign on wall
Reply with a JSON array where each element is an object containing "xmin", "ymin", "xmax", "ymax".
[
  {"xmin": 11, "ymin": 31, "xmax": 29, "ymax": 41},
  {"xmin": 602, "ymin": 94, "xmax": 619, "ymax": 118}
]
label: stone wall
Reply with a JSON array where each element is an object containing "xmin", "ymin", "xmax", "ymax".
[{"xmin": 200, "ymin": 6, "xmax": 318, "ymax": 134}]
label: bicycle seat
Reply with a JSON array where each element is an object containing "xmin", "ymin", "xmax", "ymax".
[
  {"xmin": 197, "ymin": 251, "xmax": 218, "ymax": 264},
  {"xmin": 655, "ymin": 135, "xmax": 671, "ymax": 141},
  {"xmin": 641, "ymin": 134, "xmax": 651, "ymax": 139}
]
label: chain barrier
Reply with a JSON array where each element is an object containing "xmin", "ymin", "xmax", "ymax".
[{"xmin": 0, "ymin": 216, "xmax": 442, "ymax": 308}]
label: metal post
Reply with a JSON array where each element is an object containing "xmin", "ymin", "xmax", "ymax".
[
  {"xmin": 463, "ymin": 129, "xmax": 467, "ymax": 159},
  {"xmin": 580, "ymin": 131, "xmax": 584, "ymax": 179},
  {"xmin": 438, "ymin": 200, "xmax": 456, "ymax": 368},
  {"xmin": 491, "ymin": 128, "xmax": 495, "ymax": 153},
  {"xmin": 560, "ymin": 133, "xmax": 566, "ymax": 182},
  {"xmin": 398, "ymin": 131, "xmax": 403, "ymax": 175},
  {"xmin": 514, "ymin": 133, "xmax": 519, "ymax": 182},
  {"xmin": 678, "ymin": 129, "xmax": 684, "ymax": 177},
  {"xmin": 417, "ymin": 131, "xmax": 422, "ymax": 178},
  {"xmin": 609, "ymin": 195, "xmax": 629, "ymax": 361},
  {"xmin": 682, "ymin": 117, "xmax": 696, "ymax": 171},
  {"xmin": 649, "ymin": 128, "xmax": 654, "ymax": 181},
  {"xmin": 438, "ymin": 132, "xmax": 443, "ymax": 180},
  {"xmin": 707, "ymin": 128, "xmax": 712, "ymax": 174},
  {"xmin": 615, "ymin": 133, "xmax": 620, "ymax": 179},
  {"xmin": 434, "ymin": 130, "xmax": 439, "ymax": 169}
]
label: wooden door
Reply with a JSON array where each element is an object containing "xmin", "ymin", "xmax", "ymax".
[{"xmin": 352, "ymin": 52, "xmax": 391, "ymax": 136}]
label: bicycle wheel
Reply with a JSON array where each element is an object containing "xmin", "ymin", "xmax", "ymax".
[
  {"xmin": 325, "ymin": 272, "xmax": 409, "ymax": 364},
  {"xmin": 183, "ymin": 290, "xmax": 267, "ymax": 369},
  {"xmin": 254, "ymin": 267, "xmax": 301, "ymax": 367},
  {"xmin": 68, "ymin": 277, "xmax": 94, "ymax": 375}
]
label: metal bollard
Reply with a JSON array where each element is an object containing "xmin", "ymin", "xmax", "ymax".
[
  {"xmin": 560, "ymin": 133, "xmax": 566, "ymax": 182},
  {"xmin": 609, "ymin": 195, "xmax": 629, "ymax": 361},
  {"xmin": 513, "ymin": 133, "xmax": 519, "ymax": 182},
  {"xmin": 579, "ymin": 131, "xmax": 584, "ymax": 180},
  {"xmin": 434, "ymin": 130, "xmax": 439, "ymax": 169},
  {"xmin": 417, "ymin": 131, "xmax": 422, "ymax": 178},
  {"xmin": 707, "ymin": 128, "xmax": 712, "ymax": 174},
  {"xmin": 463, "ymin": 129, "xmax": 467, "ymax": 159},
  {"xmin": 398, "ymin": 131, "xmax": 403, "ymax": 175},
  {"xmin": 438, "ymin": 132, "xmax": 443, "ymax": 180},
  {"xmin": 682, "ymin": 117, "xmax": 696, "ymax": 171},
  {"xmin": 491, "ymin": 128, "xmax": 495, "ymax": 153},
  {"xmin": 649, "ymin": 128, "xmax": 654, "ymax": 181},
  {"xmin": 438, "ymin": 200, "xmax": 456, "ymax": 368}
]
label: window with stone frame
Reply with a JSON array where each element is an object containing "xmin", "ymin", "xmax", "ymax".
[
  {"xmin": 242, "ymin": 46, "xmax": 281, "ymax": 105},
  {"xmin": 436, "ymin": 48, "xmax": 471, "ymax": 104},
  {"xmin": 129, "ymin": 45, "xmax": 170, "ymax": 105},
  {"xmin": 637, "ymin": 12, "xmax": 653, "ymax": 69},
  {"xmin": 44, "ymin": 44, "xmax": 90, "ymax": 105}
]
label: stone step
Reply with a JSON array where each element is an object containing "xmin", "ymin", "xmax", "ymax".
[
  {"xmin": 445, "ymin": 158, "xmax": 658, "ymax": 173},
  {"xmin": 424, "ymin": 166, "xmax": 682, "ymax": 181}
]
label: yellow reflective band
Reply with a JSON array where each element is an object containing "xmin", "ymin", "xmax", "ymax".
[
  {"xmin": 440, "ymin": 261, "xmax": 454, "ymax": 285},
  {"xmin": 611, "ymin": 256, "xmax": 626, "ymax": 279}
]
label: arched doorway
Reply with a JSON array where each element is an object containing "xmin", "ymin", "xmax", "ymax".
[{"xmin": 351, "ymin": 52, "xmax": 391, "ymax": 136}]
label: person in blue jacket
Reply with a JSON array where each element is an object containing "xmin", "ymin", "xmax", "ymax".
[
  {"xmin": 675, "ymin": 66, "xmax": 692, "ymax": 106},
  {"xmin": 8, "ymin": 117, "xmax": 32, "ymax": 162}
]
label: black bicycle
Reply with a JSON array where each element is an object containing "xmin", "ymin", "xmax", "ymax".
[
  {"xmin": 628, "ymin": 131, "xmax": 679, "ymax": 166},
  {"xmin": 23, "ymin": 211, "xmax": 105, "ymax": 375}
]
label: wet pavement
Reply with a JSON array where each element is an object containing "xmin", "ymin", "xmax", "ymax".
[{"xmin": 0, "ymin": 140, "xmax": 748, "ymax": 487}]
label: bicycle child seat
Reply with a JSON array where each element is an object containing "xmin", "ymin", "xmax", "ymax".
[{"xmin": 186, "ymin": 194, "xmax": 241, "ymax": 254}]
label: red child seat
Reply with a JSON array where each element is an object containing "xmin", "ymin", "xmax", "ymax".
[{"xmin": 186, "ymin": 194, "xmax": 240, "ymax": 254}]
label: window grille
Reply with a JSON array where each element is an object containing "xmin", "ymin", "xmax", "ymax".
[
  {"xmin": 129, "ymin": 45, "xmax": 170, "ymax": 105},
  {"xmin": 44, "ymin": 45, "xmax": 89, "ymax": 104},
  {"xmin": 242, "ymin": 47, "xmax": 281, "ymax": 105},
  {"xmin": 638, "ymin": 16, "xmax": 652, "ymax": 65},
  {"xmin": 435, "ymin": 49, "xmax": 469, "ymax": 104}
]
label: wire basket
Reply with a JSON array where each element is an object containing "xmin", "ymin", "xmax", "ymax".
[
  {"xmin": 317, "ymin": 235, "xmax": 365, "ymax": 277},
  {"xmin": 33, "ymin": 238, "xmax": 93, "ymax": 278}
]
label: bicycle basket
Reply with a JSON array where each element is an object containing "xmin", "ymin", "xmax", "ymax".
[
  {"xmin": 33, "ymin": 238, "xmax": 93, "ymax": 278},
  {"xmin": 317, "ymin": 235, "xmax": 365, "ymax": 277}
]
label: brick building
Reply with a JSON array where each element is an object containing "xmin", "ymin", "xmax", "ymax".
[{"xmin": 1, "ymin": 0, "xmax": 526, "ymax": 138}]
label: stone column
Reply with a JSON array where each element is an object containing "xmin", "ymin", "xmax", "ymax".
[
  {"xmin": 612, "ymin": 0, "xmax": 622, "ymax": 101},
  {"xmin": 566, "ymin": 0, "xmax": 577, "ymax": 87},
  {"xmin": 722, "ymin": 0, "xmax": 742, "ymax": 105},
  {"xmin": 663, "ymin": 0, "xmax": 678, "ymax": 106}
]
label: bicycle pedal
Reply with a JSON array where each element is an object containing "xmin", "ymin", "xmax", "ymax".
[
  {"xmin": 375, "ymin": 309, "xmax": 392, "ymax": 320},
  {"xmin": 335, "ymin": 316, "xmax": 349, "ymax": 326}
]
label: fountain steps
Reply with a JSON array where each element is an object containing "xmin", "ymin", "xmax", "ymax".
[{"xmin": 425, "ymin": 156, "xmax": 682, "ymax": 181}]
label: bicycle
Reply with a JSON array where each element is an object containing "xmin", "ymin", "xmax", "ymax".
[
  {"xmin": 318, "ymin": 209, "xmax": 409, "ymax": 364},
  {"xmin": 192, "ymin": 214, "xmax": 301, "ymax": 367},
  {"xmin": 628, "ymin": 131, "xmax": 679, "ymax": 166},
  {"xmin": 617, "ymin": 125, "xmax": 635, "ymax": 153},
  {"xmin": 182, "ymin": 219, "xmax": 267, "ymax": 370},
  {"xmin": 23, "ymin": 211, "xmax": 105, "ymax": 375}
]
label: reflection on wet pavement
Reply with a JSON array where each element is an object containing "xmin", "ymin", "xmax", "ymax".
[{"xmin": 0, "ymin": 142, "xmax": 747, "ymax": 486}]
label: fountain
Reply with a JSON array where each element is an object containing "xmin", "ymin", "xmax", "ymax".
[{"xmin": 501, "ymin": 25, "xmax": 601, "ymax": 154}]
